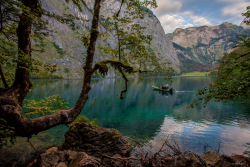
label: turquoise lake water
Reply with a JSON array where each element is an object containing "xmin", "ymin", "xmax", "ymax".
[{"xmin": 24, "ymin": 76, "xmax": 250, "ymax": 156}]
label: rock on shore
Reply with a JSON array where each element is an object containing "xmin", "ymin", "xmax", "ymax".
[
  {"xmin": 61, "ymin": 123, "xmax": 131, "ymax": 158},
  {"xmin": 28, "ymin": 123, "xmax": 250, "ymax": 167}
]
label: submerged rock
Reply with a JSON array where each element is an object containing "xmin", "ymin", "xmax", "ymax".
[{"xmin": 61, "ymin": 123, "xmax": 131, "ymax": 158}]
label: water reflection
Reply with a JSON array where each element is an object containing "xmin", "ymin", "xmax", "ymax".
[{"xmin": 2, "ymin": 77, "xmax": 250, "ymax": 163}]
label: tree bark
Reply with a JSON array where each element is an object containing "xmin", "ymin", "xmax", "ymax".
[
  {"xmin": 7, "ymin": 0, "xmax": 40, "ymax": 106},
  {"xmin": 0, "ymin": 0, "xmax": 102, "ymax": 137},
  {"xmin": 0, "ymin": 64, "xmax": 8, "ymax": 88},
  {"xmin": 0, "ymin": 1, "xmax": 3, "ymax": 32}
]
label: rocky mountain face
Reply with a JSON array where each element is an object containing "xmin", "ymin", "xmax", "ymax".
[
  {"xmin": 34, "ymin": 0, "xmax": 179, "ymax": 79},
  {"xmin": 240, "ymin": 18, "xmax": 250, "ymax": 29},
  {"xmin": 167, "ymin": 22, "xmax": 250, "ymax": 66}
]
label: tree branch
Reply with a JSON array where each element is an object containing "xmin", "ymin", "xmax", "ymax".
[
  {"xmin": 0, "ymin": 0, "xmax": 103, "ymax": 137},
  {"xmin": 236, "ymin": 51, "xmax": 250, "ymax": 59},
  {"xmin": 117, "ymin": 67, "xmax": 128, "ymax": 100},
  {"xmin": 92, "ymin": 60, "xmax": 133, "ymax": 75},
  {"xmin": 115, "ymin": 0, "xmax": 125, "ymax": 17}
]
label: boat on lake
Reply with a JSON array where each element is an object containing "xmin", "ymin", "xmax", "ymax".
[{"xmin": 152, "ymin": 85, "xmax": 174, "ymax": 92}]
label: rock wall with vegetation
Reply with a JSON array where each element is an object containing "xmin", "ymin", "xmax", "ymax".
[
  {"xmin": 167, "ymin": 22, "xmax": 250, "ymax": 65},
  {"xmin": 32, "ymin": 0, "xmax": 179, "ymax": 79}
]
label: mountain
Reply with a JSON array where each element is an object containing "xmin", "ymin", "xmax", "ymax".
[
  {"xmin": 32, "ymin": 0, "xmax": 179, "ymax": 79},
  {"xmin": 167, "ymin": 22, "xmax": 250, "ymax": 66},
  {"xmin": 240, "ymin": 19, "xmax": 250, "ymax": 29}
]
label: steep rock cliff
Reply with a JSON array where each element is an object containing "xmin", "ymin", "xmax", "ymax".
[
  {"xmin": 33, "ymin": 0, "xmax": 179, "ymax": 79},
  {"xmin": 167, "ymin": 22, "xmax": 250, "ymax": 64}
]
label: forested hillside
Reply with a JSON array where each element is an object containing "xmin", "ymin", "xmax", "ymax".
[{"xmin": 173, "ymin": 43, "xmax": 216, "ymax": 74}]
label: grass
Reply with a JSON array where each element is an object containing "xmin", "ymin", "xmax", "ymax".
[{"xmin": 181, "ymin": 71, "xmax": 211, "ymax": 76}]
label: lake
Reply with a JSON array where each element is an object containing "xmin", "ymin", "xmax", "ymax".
[{"xmin": 2, "ymin": 76, "xmax": 250, "ymax": 164}]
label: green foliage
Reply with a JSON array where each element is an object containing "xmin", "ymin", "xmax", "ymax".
[
  {"xmin": 31, "ymin": 71, "xmax": 63, "ymax": 79},
  {"xmin": 231, "ymin": 34, "xmax": 250, "ymax": 49},
  {"xmin": 0, "ymin": 0, "xmax": 89, "ymax": 89},
  {"xmin": 81, "ymin": 34, "xmax": 90, "ymax": 48},
  {"xmin": 96, "ymin": 0, "xmax": 174, "ymax": 83},
  {"xmin": 63, "ymin": 67, "xmax": 70, "ymax": 78},
  {"xmin": 242, "ymin": 6, "xmax": 250, "ymax": 25},
  {"xmin": 65, "ymin": 0, "xmax": 87, "ymax": 12},
  {"xmin": 63, "ymin": 68, "xmax": 70, "ymax": 73},
  {"xmin": 67, "ymin": 115, "xmax": 98, "ymax": 129},
  {"xmin": 230, "ymin": 7, "xmax": 250, "ymax": 49},
  {"xmin": 0, "ymin": 118, "xmax": 15, "ymax": 149},
  {"xmin": 94, "ymin": 60, "xmax": 134, "ymax": 76},
  {"xmin": 190, "ymin": 7, "xmax": 250, "ymax": 108},
  {"xmin": 52, "ymin": 43, "xmax": 66, "ymax": 56},
  {"xmin": 0, "ymin": 67, "xmax": 14, "ymax": 87},
  {"xmin": 0, "ymin": 0, "xmax": 23, "ymax": 88},
  {"xmin": 23, "ymin": 94, "xmax": 70, "ymax": 117},
  {"xmin": 173, "ymin": 43, "xmax": 216, "ymax": 74},
  {"xmin": 190, "ymin": 46, "xmax": 250, "ymax": 108}
]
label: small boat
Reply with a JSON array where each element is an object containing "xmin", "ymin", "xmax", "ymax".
[{"xmin": 152, "ymin": 85, "xmax": 173, "ymax": 92}]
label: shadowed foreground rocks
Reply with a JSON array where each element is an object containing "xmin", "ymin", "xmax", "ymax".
[
  {"xmin": 61, "ymin": 123, "xmax": 131, "ymax": 158},
  {"xmin": 28, "ymin": 123, "xmax": 131, "ymax": 167},
  {"xmin": 27, "ymin": 123, "xmax": 250, "ymax": 167},
  {"xmin": 28, "ymin": 147, "xmax": 101, "ymax": 167},
  {"xmin": 28, "ymin": 148, "xmax": 250, "ymax": 167}
]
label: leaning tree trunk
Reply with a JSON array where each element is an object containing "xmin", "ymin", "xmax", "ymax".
[
  {"xmin": 0, "ymin": 0, "xmax": 102, "ymax": 137},
  {"xmin": 11, "ymin": 0, "xmax": 35, "ymax": 105}
]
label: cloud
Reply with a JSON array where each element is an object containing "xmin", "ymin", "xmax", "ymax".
[
  {"xmin": 158, "ymin": 14, "xmax": 194, "ymax": 33},
  {"xmin": 158, "ymin": 11, "xmax": 213, "ymax": 33},
  {"xmin": 152, "ymin": 0, "xmax": 182, "ymax": 17},
  {"xmin": 217, "ymin": 0, "xmax": 250, "ymax": 25},
  {"xmin": 183, "ymin": 11, "xmax": 213, "ymax": 26},
  {"xmin": 221, "ymin": 1, "xmax": 249, "ymax": 20}
]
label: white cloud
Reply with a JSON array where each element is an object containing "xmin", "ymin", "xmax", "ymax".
[
  {"xmin": 158, "ymin": 14, "xmax": 194, "ymax": 33},
  {"xmin": 158, "ymin": 11, "xmax": 213, "ymax": 33},
  {"xmin": 221, "ymin": 1, "xmax": 249, "ymax": 25},
  {"xmin": 182, "ymin": 11, "xmax": 213, "ymax": 26},
  {"xmin": 222, "ymin": 2, "xmax": 249, "ymax": 17},
  {"xmin": 152, "ymin": 0, "xmax": 182, "ymax": 17}
]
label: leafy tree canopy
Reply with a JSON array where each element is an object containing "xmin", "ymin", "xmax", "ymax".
[
  {"xmin": 0, "ymin": 0, "xmax": 170, "ymax": 139},
  {"xmin": 190, "ymin": 6, "xmax": 250, "ymax": 108}
]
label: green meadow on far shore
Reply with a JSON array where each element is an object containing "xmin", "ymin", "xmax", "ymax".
[{"xmin": 180, "ymin": 71, "xmax": 211, "ymax": 76}]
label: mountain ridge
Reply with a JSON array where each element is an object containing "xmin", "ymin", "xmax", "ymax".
[{"xmin": 167, "ymin": 21, "xmax": 250, "ymax": 66}]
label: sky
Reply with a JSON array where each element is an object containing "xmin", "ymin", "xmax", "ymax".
[{"xmin": 151, "ymin": 0, "xmax": 250, "ymax": 34}]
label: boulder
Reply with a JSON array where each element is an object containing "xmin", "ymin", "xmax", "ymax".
[
  {"xmin": 202, "ymin": 150, "xmax": 237, "ymax": 167},
  {"xmin": 163, "ymin": 151, "xmax": 207, "ymax": 167},
  {"xmin": 61, "ymin": 123, "xmax": 131, "ymax": 158},
  {"xmin": 214, "ymin": 154, "xmax": 235, "ymax": 167},
  {"xmin": 28, "ymin": 147, "xmax": 101, "ymax": 167},
  {"xmin": 231, "ymin": 155, "xmax": 250, "ymax": 166},
  {"xmin": 202, "ymin": 150, "xmax": 221, "ymax": 166}
]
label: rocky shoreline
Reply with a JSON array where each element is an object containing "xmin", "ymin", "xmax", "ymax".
[{"xmin": 25, "ymin": 122, "xmax": 250, "ymax": 167}]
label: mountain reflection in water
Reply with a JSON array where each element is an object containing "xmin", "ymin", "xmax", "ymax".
[{"xmin": 22, "ymin": 77, "xmax": 250, "ymax": 156}]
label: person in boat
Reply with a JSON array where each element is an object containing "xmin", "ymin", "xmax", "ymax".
[{"xmin": 165, "ymin": 84, "xmax": 169, "ymax": 90}]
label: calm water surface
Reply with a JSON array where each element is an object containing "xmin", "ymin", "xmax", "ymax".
[{"xmin": 24, "ymin": 76, "xmax": 250, "ymax": 156}]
